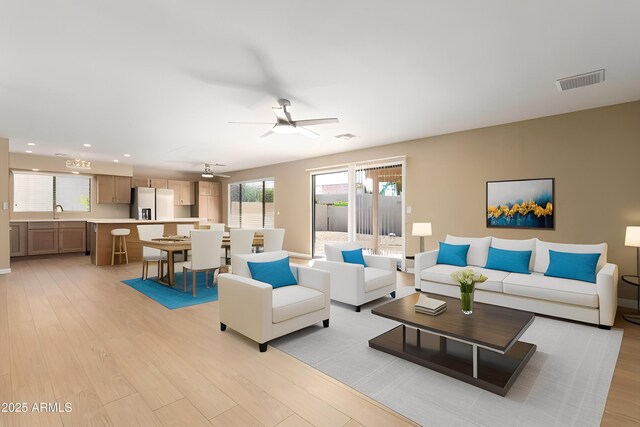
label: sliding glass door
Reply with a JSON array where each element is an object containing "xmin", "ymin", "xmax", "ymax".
[
  {"xmin": 228, "ymin": 178, "xmax": 275, "ymax": 228},
  {"xmin": 311, "ymin": 158, "xmax": 405, "ymax": 261}
]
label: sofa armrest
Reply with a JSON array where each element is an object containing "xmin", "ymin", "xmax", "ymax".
[
  {"xmin": 596, "ymin": 263, "xmax": 618, "ymax": 326},
  {"xmin": 292, "ymin": 265, "xmax": 330, "ymax": 296},
  {"xmin": 312, "ymin": 260, "xmax": 365, "ymax": 303},
  {"xmin": 414, "ymin": 250, "xmax": 439, "ymax": 290},
  {"xmin": 363, "ymin": 254, "xmax": 396, "ymax": 272},
  {"xmin": 218, "ymin": 273, "xmax": 273, "ymax": 343}
]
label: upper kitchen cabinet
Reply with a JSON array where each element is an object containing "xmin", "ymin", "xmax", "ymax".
[
  {"xmin": 131, "ymin": 177, "xmax": 151, "ymax": 188},
  {"xmin": 192, "ymin": 181, "xmax": 222, "ymax": 221},
  {"xmin": 167, "ymin": 180, "xmax": 194, "ymax": 206},
  {"xmin": 150, "ymin": 178, "xmax": 168, "ymax": 189},
  {"xmin": 97, "ymin": 175, "xmax": 132, "ymax": 204}
]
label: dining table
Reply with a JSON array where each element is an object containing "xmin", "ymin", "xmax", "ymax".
[{"xmin": 139, "ymin": 234, "xmax": 264, "ymax": 287}]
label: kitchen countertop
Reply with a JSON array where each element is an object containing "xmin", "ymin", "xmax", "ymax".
[{"xmin": 11, "ymin": 218, "xmax": 200, "ymax": 223}]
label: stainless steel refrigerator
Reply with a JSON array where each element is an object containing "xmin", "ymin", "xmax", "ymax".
[
  {"xmin": 155, "ymin": 188, "xmax": 174, "ymax": 220},
  {"xmin": 130, "ymin": 187, "xmax": 175, "ymax": 220}
]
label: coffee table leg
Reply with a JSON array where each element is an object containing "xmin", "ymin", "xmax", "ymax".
[{"xmin": 472, "ymin": 344, "xmax": 478, "ymax": 378}]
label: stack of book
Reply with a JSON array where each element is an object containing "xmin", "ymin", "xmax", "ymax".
[{"xmin": 414, "ymin": 294, "xmax": 447, "ymax": 316}]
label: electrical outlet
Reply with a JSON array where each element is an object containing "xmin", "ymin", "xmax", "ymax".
[{"xmin": 406, "ymin": 206, "xmax": 412, "ymax": 214}]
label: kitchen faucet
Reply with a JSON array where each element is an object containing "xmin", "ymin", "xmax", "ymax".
[{"xmin": 53, "ymin": 204, "xmax": 64, "ymax": 219}]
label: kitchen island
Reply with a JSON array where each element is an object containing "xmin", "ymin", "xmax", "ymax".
[{"xmin": 87, "ymin": 218, "xmax": 200, "ymax": 266}]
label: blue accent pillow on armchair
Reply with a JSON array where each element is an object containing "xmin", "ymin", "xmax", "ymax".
[
  {"xmin": 436, "ymin": 242, "xmax": 470, "ymax": 267},
  {"xmin": 342, "ymin": 248, "xmax": 367, "ymax": 267},
  {"xmin": 544, "ymin": 250, "xmax": 600, "ymax": 283},
  {"xmin": 485, "ymin": 247, "xmax": 532, "ymax": 274},
  {"xmin": 247, "ymin": 257, "xmax": 298, "ymax": 289}
]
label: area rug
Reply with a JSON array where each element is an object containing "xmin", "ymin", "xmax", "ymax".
[
  {"xmin": 271, "ymin": 288, "xmax": 623, "ymax": 427},
  {"xmin": 121, "ymin": 271, "xmax": 218, "ymax": 309}
]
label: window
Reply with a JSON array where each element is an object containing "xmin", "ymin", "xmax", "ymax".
[
  {"xmin": 228, "ymin": 178, "xmax": 274, "ymax": 228},
  {"xmin": 13, "ymin": 172, "xmax": 91, "ymax": 212}
]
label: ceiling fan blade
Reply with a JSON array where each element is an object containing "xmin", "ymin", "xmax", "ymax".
[
  {"xmin": 272, "ymin": 107, "xmax": 291, "ymax": 123},
  {"xmin": 291, "ymin": 118, "xmax": 339, "ymax": 127},
  {"xmin": 296, "ymin": 126, "xmax": 319, "ymax": 139},
  {"xmin": 228, "ymin": 121, "xmax": 275, "ymax": 125},
  {"xmin": 260, "ymin": 129, "xmax": 274, "ymax": 138},
  {"xmin": 212, "ymin": 173, "xmax": 231, "ymax": 178}
]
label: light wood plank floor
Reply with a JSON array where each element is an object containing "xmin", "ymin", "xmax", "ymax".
[{"xmin": 1, "ymin": 254, "xmax": 638, "ymax": 426}]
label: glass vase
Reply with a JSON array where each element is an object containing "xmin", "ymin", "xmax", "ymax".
[{"xmin": 460, "ymin": 284, "xmax": 475, "ymax": 315}]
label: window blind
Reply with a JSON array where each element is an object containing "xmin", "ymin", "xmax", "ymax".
[
  {"xmin": 228, "ymin": 179, "xmax": 274, "ymax": 228},
  {"xmin": 13, "ymin": 173, "xmax": 54, "ymax": 212}
]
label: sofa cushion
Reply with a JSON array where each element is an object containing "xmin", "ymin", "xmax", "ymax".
[
  {"xmin": 445, "ymin": 235, "xmax": 491, "ymax": 267},
  {"xmin": 503, "ymin": 272, "xmax": 598, "ymax": 308},
  {"xmin": 534, "ymin": 240, "xmax": 607, "ymax": 274},
  {"xmin": 364, "ymin": 267, "xmax": 394, "ymax": 292},
  {"xmin": 272, "ymin": 286, "xmax": 325, "ymax": 323},
  {"xmin": 325, "ymin": 242, "xmax": 361, "ymax": 262},
  {"xmin": 342, "ymin": 248, "xmax": 367, "ymax": 267},
  {"xmin": 485, "ymin": 247, "xmax": 532, "ymax": 274},
  {"xmin": 248, "ymin": 256, "xmax": 298, "ymax": 289},
  {"xmin": 234, "ymin": 250, "xmax": 291, "ymax": 279},
  {"xmin": 436, "ymin": 242, "xmax": 469, "ymax": 267},
  {"xmin": 545, "ymin": 250, "xmax": 600, "ymax": 283},
  {"xmin": 490, "ymin": 237, "xmax": 537, "ymax": 271},
  {"xmin": 421, "ymin": 264, "xmax": 507, "ymax": 293}
]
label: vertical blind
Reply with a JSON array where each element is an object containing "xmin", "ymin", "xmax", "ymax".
[{"xmin": 228, "ymin": 179, "xmax": 274, "ymax": 228}]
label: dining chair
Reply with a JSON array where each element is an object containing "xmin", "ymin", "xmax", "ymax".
[
  {"xmin": 175, "ymin": 224, "xmax": 195, "ymax": 262},
  {"xmin": 208, "ymin": 223, "xmax": 225, "ymax": 231},
  {"xmin": 261, "ymin": 228, "xmax": 285, "ymax": 252},
  {"xmin": 136, "ymin": 224, "xmax": 167, "ymax": 280},
  {"xmin": 175, "ymin": 230, "xmax": 224, "ymax": 296},
  {"xmin": 230, "ymin": 228, "xmax": 258, "ymax": 272}
]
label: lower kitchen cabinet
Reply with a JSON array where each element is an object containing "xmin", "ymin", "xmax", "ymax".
[
  {"xmin": 59, "ymin": 221, "xmax": 87, "ymax": 253},
  {"xmin": 9, "ymin": 222, "xmax": 28, "ymax": 257},
  {"xmin": 28, "ymin": 222, "xmax": 59, "ymax": 255}
]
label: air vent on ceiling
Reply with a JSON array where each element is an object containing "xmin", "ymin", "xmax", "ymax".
[
  {"xmin": 335, "ymin": 133, "xmax": 357, "ymax": 140},
  {"xmin": 54, "ymin": 153, "xmax": 68, "ymax": 157},
  {"xmin": 556, "ymin": 69, "xmax": 605, "ymax": 92}
]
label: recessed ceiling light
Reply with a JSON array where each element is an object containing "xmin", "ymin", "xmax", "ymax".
[
  {"xmin": 123, "ymin": 154, "xmax": 131, "ymax": 157},
  {"xmin": 113, "ymin": 159, "xmax": 119, "ymax": 163},
  {"xmin": 83, "ymin": 143, "xmax": 92, "ymax": 147},
  {"xmin": 54, "ymin": 153, "xmax": 67, "ymax": 157},
  {"xmin": 71, "ymin": 171, "xmax": 79, "ymax": 174},
  {"xmin": 27, "ymin": 142, "xmax": 36, "ymax": 146},
  {"xmin": 32, "ymin": 168, "xmax": 39, "ymax": 171},
  {"xmin": 334, "ymin": 133, "xmax": 357, "ymax": 140},
  {"xmin": 25, "ymin": 150, "xmax": 33, "ymax": 153}
]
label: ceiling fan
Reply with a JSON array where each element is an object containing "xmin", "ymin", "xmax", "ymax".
[
  {"xmin": 229, "ymin": 98, "xmax": 338, "ymax": 138},
  {"xmin": 201, "ymin": 163, "xmax": 230, "ymax": 179}
]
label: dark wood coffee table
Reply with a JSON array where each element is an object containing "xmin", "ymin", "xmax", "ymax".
[{"xmin": 370, "ymin": 293, "xmax": 536, "ymax": 396}]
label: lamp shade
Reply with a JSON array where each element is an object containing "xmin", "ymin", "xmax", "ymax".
[
  {"xmin": 412, "ymin": 222, "xmax": 432, "ymax": 237},
  {"xmin": 625, "ymin": 226, "xmax": 640, "ymax": 247}
]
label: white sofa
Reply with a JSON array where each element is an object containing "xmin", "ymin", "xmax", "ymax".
[
  {"xmin": 218, "ymin": 251, "xmax": 330, "ymax": 352},
  {"xmin": 313, "ymin": 242, "xmax": 397, "ymax": 312},
  {"xmin": 415, "ymin": 235, "xmax": 618, "ymax": 328}
]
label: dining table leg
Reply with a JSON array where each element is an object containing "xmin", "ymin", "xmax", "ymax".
[{"xmin": 167, "ymin": 250, "xmax": 175, "ymax": 286}]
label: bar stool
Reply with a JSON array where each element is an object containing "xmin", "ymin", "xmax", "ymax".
[{"xmin": 111, "ymin": 228, "xmax": 130, "ymax": 265}]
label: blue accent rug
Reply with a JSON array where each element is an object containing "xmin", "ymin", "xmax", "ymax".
[{"xmin": 121, "ymin": 271, "xmax": 218, "ymax": 309}]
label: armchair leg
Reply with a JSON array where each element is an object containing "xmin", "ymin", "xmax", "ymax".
[
  {"xmin": 259, "ymin": 342, "xmax": 268, "ymax": 352},
  {"xmin": 355, "ymin": 306, "xmax": 361, "ymax": 313},
  {"xmin": 323, "ymin": 319, "xmax": 329, "ymax": 328},
  {"xmin": 220, "ymin": 323, "xmax": 227, "ymax": 331},
  {"xmin": 390, "ymin": 291, "xmax": 396, "ymax": 298}
]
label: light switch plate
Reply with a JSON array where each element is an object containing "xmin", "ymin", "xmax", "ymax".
[
  {"xmin": 406, "ymin": 205, "xmax": 412, "ymax": 214},
  {"xmin": 2, "ymin": 201, "xmax": 7, "ymax": 210}
]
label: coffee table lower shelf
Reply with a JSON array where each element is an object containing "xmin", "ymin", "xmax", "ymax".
[{"xmin": 369, "ymin": 324, "xmax": 536, "ymax": 396}]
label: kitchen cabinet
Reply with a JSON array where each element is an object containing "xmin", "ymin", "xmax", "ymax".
[
  {"xmin": 192, "ymin": 181, "xmax": 221, "ymax": 221},
  {"xmin": 28, "ymin": 222, "xmax": 59, "ymax": 255},
  {"xmin": 10, "ymin": 222, "xmax": 28, "ymax": 257},
  {"xmin": 131, "ymin": 177, "xmax": 151, "ymax": 188},
  {"xmin": 58, "ymin": 221, "xmax": 87, "ymax": 253},
  {"xmin": 150, "ymin": 178, "xmax": 168, "ymax": 189},
  {"xmin": 97, "ymin": 175, "xmax": 132, "ymax": 204},
  {"xmin": 168, "ymin": 180, "xmax": 194, "ymax": 206}
]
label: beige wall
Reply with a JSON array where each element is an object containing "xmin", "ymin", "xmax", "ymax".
[
  {"xmin": 221, "ymin": 101, "xmax": 640, "ymax": 300},
  {"xmin": 0, "ymin": 138, "xmax": 9, "ymax": 271}
]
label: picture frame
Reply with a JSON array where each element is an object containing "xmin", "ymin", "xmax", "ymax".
[{"xmin": 486, "ymin": 178, "xmax": 554, "ymax": 229}]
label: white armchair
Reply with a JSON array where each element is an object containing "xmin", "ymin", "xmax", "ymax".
[
  {"xmin": 218, "ymin": 250, "xmax": 330, "ymax": 352},
  {"xmin": 313, "ymin": 242, "xmax": 397, "ymax": 312}
]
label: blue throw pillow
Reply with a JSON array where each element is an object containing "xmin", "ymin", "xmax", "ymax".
[
  {"xmin": 544, "ymin": 250, "xmax": 600, "ymax": 283},
  {"xmin": 247, "ymin": 257, "xmax": 297, "ymax": 289},
  {"xmin": 342, "ymin": 248, "xmax": 367, "ymax": 267},
  {"xmin": 436, "ymin": 242, "xmax": 470, "ymax": 267},
  {"xmin": 485, "ymin": 247, "xmax": 532, "ymax": 274}
]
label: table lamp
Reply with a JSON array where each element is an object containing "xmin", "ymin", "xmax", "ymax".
[
  {"xmin": 624, "ymin": 226, "xmax": 640, "ymax": 324},
  {"xmin": 412, "ymin": 222, "xmax": 432, "ymax": 253}
]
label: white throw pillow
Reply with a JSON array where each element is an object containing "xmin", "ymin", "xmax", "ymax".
[
  {"xmin": 533, "ymin": 240, "xmax": 608, "ymax": 274},
  {"xmin": 490, "ymin": 237, "xmax": 537, "ymax": 271},
  {"xmin": 444, "ymin": 235, "xmax": 491, "ymax": 267}
]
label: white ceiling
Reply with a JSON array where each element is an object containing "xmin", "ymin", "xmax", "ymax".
[{"xmin": 1, "ymin": 1, "xmax": 639, "ymax": 174}]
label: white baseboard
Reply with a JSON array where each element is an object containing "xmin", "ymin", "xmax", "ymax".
[
  {"xmin": 618, "ymin": 297, "xmax": 638, "ymax": 309},
  {"xmin": 0, "ymin": 268, "xmax": 11, "ymax": 275},
  {"xmin": 288, "ymin": 252, "xmax": 312, "ymax": 260}
]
